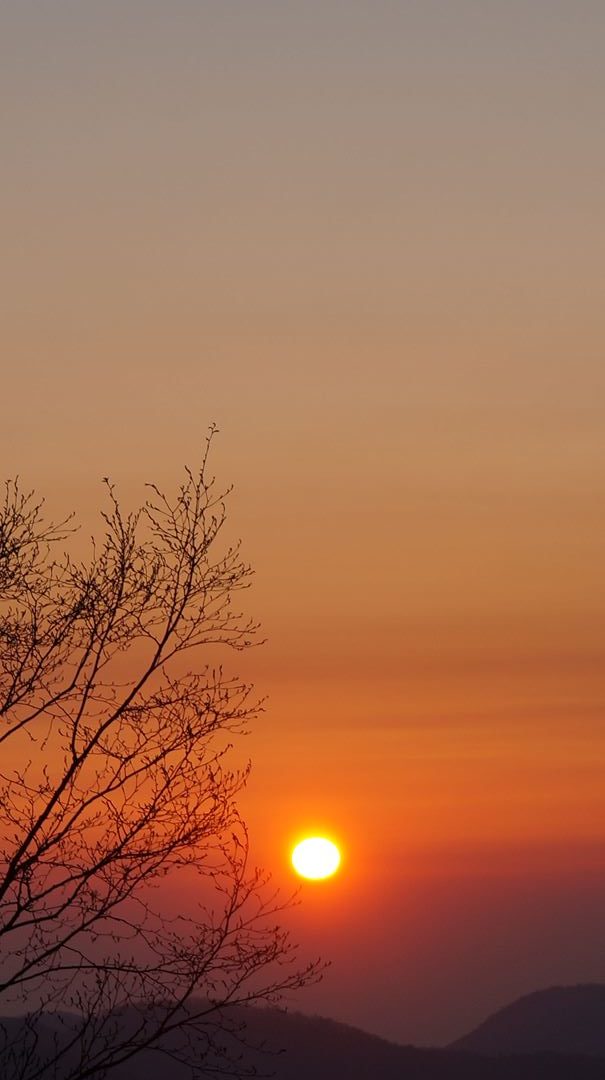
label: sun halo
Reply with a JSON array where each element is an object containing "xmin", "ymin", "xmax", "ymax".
[{"xmin": 291, "ymin": 836, "xmax": 341, "ymax": 881}]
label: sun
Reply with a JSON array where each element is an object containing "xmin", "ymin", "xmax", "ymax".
[{"xmin": 291, "ymin": 836, "xmax": 341, "ymax": 880}]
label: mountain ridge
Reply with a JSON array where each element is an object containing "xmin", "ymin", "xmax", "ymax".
[
  {"xmin": 451, "ymin": 982, "xmax": 605, "ymax": 1057},
  {"xmin": 3, "ymin": 984, "xmax": 605, "ymax": 1078}
]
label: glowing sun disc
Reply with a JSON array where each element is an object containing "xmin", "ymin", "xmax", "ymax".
[{"xmin": 291, "ymin": 837, "xmax": 341, "ymax": 880}]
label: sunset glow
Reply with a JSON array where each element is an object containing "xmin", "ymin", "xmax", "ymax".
[{"xmin": 4, "ymin": 0, "xmax": 605, "ymax": 1053}]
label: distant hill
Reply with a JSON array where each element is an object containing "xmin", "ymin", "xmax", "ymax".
[
  {"xmin": 4, "ymin": 999, "xmax": 605, "ymax": 1079},
  {"xmin": 451, "ymin": 983, "xmax": 605, "ymax": 1057}
]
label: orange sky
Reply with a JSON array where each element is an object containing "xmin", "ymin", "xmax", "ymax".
[{"xmin": 2, "ymin": 0, "xmax": 605, "ymax": 1045}]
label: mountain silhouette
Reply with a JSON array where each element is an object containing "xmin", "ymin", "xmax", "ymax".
[
  {"xmin": 4, "ymin": 989, "xmax": 605, "ymax": 1078},
  {"xmin": 451, "ymin": 983, "xmax": 605, "ymax": 1057}
]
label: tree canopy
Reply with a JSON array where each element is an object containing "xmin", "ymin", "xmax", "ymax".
[{"xmin": 0, "ymin": 434, "xmax": 318, "ymax": 1079}]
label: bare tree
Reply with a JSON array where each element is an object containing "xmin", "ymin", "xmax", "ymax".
[{"xmin": 0, "ymin": 432, "xmax": 319, "ymax": 1079}]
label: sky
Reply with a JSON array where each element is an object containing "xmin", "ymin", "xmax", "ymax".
[{"xmin": 2, "ymin": 0, "xmax": 605, "ymax": 1046}]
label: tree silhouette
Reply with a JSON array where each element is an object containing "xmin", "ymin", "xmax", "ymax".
[{"xmin": 0, "ymin": 432, "xmax": 319, "ymax": 1079}]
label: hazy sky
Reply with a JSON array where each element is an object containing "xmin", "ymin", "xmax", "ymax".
[{"xmin": 2, "ymin": 0, "xmax": 605, "ymax": 1045}]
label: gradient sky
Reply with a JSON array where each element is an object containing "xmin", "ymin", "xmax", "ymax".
[{"xmin": 2, "ymin": 0, "xmax": 605, "ymax": 1046}]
